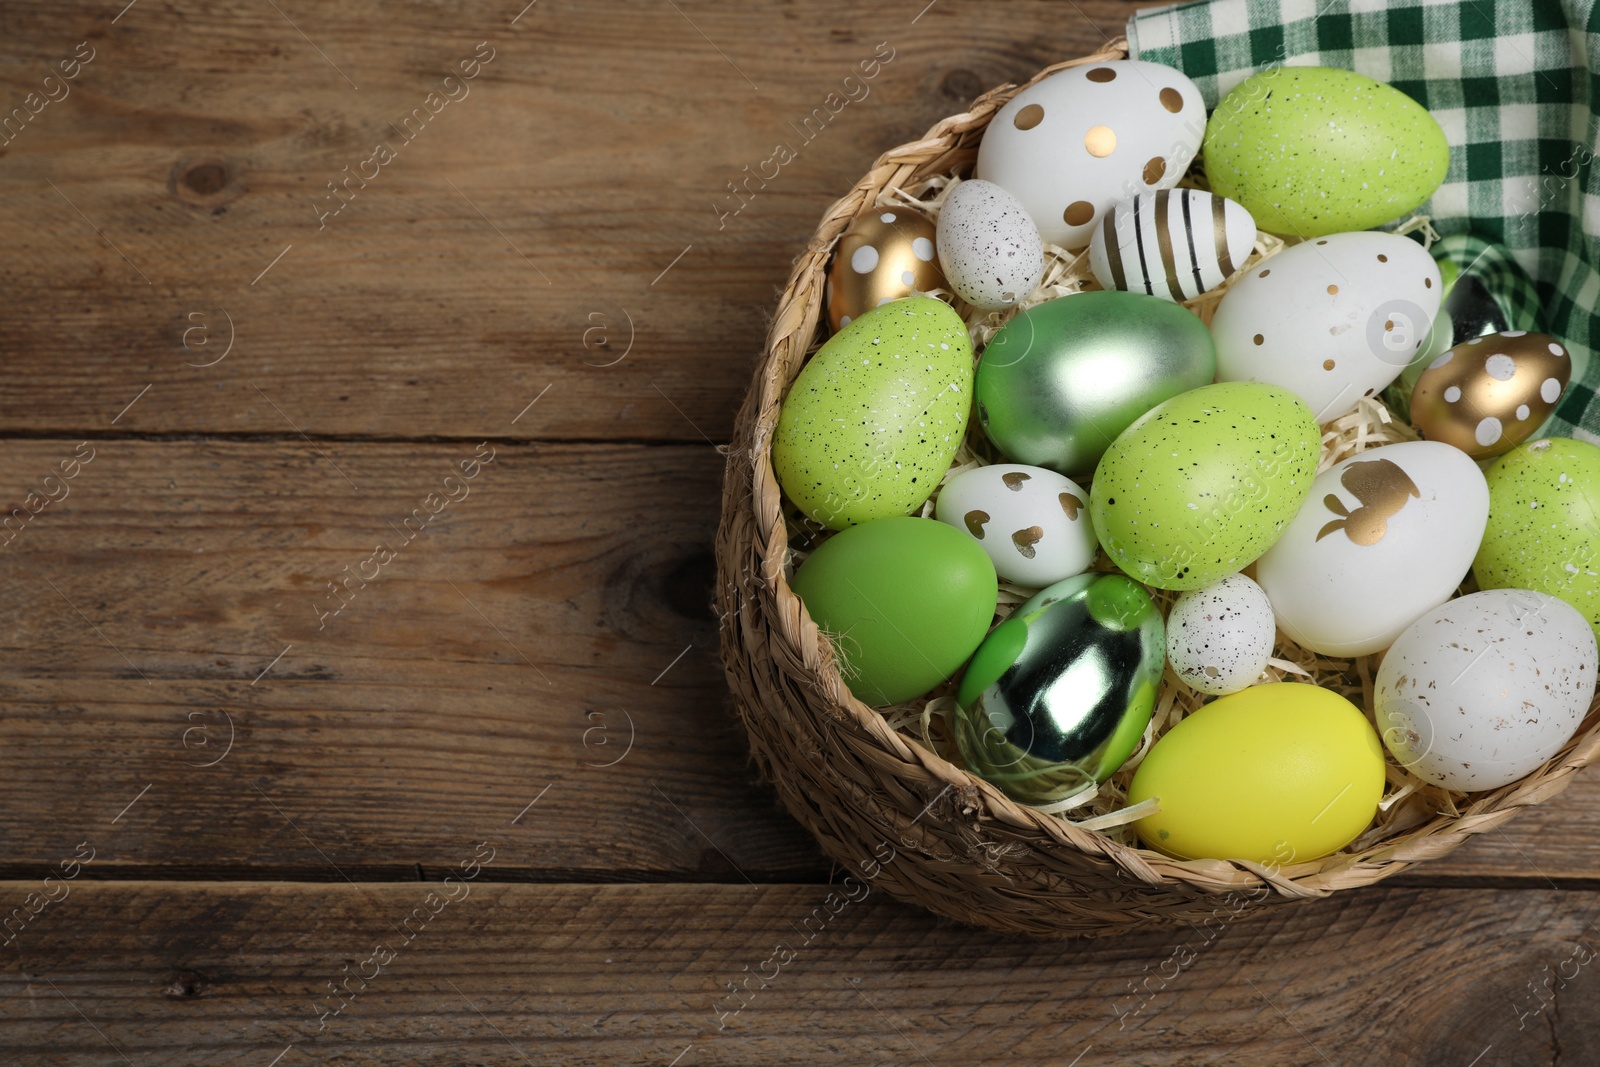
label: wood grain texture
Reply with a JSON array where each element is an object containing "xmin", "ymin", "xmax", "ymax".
[
  {"xmin": 0, "ymin": 438, "xmax": 829, "ymax": 881},
  {"xmin": 0, "ymin": 0, "xmax": 1150, "ymax": 443},
  {"xmin": 2, "ymin": 881, "xmax": 1597, "ymax": 1065},
  {"xmin": 0, "ymin": 437, "xmax": 1594, "ymax": 885},
  {"xmin": 5, "ymin": 0, "xmax": 1599, "ymax": 1058}
]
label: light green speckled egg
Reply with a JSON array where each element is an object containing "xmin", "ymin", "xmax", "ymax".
[
  {"xmin": 1475, "ymin": 438, "xmax": 1600, "ymax": 644},
  {"xmin": 1089, "ymin": 381, "xmax": 1321, "ymax": 591},
  {"xmin": 773, "ymin": 296, "xmax": 973, "ymax": 530},
  {"xmin": 1204, "ymin": 66, "xmax": 1449, "ymax": 238}
]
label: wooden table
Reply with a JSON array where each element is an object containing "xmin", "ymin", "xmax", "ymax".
[{"xmin": 2, "ymin": 1, "xmax": 1596, "ymax": 1062}]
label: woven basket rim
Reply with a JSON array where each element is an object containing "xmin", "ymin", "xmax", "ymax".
[{"xmin": 721, "ymin": 38, "xmax": 1600, "ymax": 915}]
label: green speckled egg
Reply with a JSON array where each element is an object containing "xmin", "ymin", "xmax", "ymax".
[
  {"xmin": 791, "ymin": 516, "xmax": 998, "ymax": 706},
  {"xmin": 1090, "ymin": 382, "xmax": 1321, "ymax": 591},
  {"xmin": 773, "ymin": 296, "xmax": 973, "ymax": 530},
  {"xmin": 1203, "ymin": 66, "xmax": 1449, "ymax": 238},
  {"xmin": 1475, "ymin": 438, "xmax": 1600, "ymax": 644}
]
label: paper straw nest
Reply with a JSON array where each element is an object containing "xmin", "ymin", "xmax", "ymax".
[{"xmin": 716, "ymin": 38, "xmax": 1600, "ymax": 937}]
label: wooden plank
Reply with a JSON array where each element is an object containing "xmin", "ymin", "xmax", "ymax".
[
  {"xmin": 1, "ymin": 881, "xmax": 1596, "ymax": 1064},
  {"xmin": 0, "ymin": 0, "xmax": 1153, "ymax": 442},
  {"xmin": 0, "ymin": 438, "xmax": 828, "ymax": 881},
  {"xmin": 0, "ymin": 437, "xmax": 1597, "ymax": 885}
]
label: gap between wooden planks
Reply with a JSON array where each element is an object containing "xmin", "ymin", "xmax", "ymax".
[{"xmin": 0, "ymin": 438, "xmax": 1593, "ymax": 884}]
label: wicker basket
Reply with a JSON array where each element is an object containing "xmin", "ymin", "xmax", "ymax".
[{"xmin": 715, "ymin": 38, "xmax": 1600, "ymax": 937}]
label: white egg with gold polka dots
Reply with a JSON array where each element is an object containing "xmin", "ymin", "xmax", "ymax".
[
  {"xmin": 825, "ymin": 209, "xmax": 946, "ymax": 332},
  {"xmin": 976, "ymin": 60, "xmax": 1205, "ymax": 250},
  {"xmin": 1210, "ymin": 231, "xmax": 1442, "ymax": 423}
]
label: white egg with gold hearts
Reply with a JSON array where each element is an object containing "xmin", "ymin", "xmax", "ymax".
[{"xmin": 934, "ymin": 464, "xmax": 1097, "ymax": 587}]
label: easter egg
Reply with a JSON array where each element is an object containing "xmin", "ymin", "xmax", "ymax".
[
  {"xmin": 1375, "ymin": 589, "xmax": 1598, "ymax": 792},
  {"xmin": 1130, "ymin": 683, "xmax": 1385, "ymax": 864},
  {"xmin": 1089, "ymin": 382, "xmax": 1321, "ymax": 591},
  {"xmin": 1088, "ymin": 189, "xmax": 1257, "ymax": 302},
  {"xmin": 1432, "ymin": 235, "xmax": 1547, "ymax": 349},
  {"xmin": 975, "ymin": 291, "xmax": 1216, "ymax": 477},
  {"xmin": 1203, "ymin": 66, "xmax": 1450, "ymax": 238},
  {"xmin": 953, "ymin": 572, "xmax": 1165, "ymax": 805},
  {"xmin": 934, "ymin": 464, "xmax": 1097, "ymax": 586},
  {"xmin": 774, "ymin": 297, "xmax": 973, "ymax": 530},
  {"xmin": 1386, "ymin": 237, "xmax": 1547, "ymax": 421},
  {"xmin": 825, "ymin": 209, "xmax": 946, "ymax": 331},
  {"xmin": 1475, "ymin": 438, "xmax": 1600, "ymax": 644},
  {"xmin": 977, "ymin": 60, "xmax": 1206, "ymax": 249},
  {"xmin": 935, "ymin": 179, "xmax": 1046, "ymax": 311},
  {"xmin": 1211, "ymin": 231, "xmax": 1442, "ymax": 423},
  {"xmin": 1410, "ymin": 332, "xmax": 1571, "ymax": 458},
  {"xmin": 1254, "ymin": 441, "xmax": 1489, "ymax": 658},
  {"xmin": 791, "ymin": 516, "xmax": 998, "ymax": 706},
  {"xmin": 1165, "ymin": 574, "xmax": 1276, "ymax": 695}
]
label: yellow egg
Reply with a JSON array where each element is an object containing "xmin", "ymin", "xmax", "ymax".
[
  {"xmin": 1128, "ymin": 683, "xmax": 1385, "ymax": 864},
  {"xmin": 825, "ymin": 209, "xmax": 946, "ymax": 331}
]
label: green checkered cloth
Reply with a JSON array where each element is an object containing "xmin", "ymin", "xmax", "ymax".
[{"xmin": 1127, "ymin": 0, "xmax": 1600, "ymax": 442}]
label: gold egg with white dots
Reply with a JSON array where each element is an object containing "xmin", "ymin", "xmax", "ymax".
[
  {"xmin": 825, "ymin": 209, "xmax": 946, "ymax": 332},
  {"xmin": 1410, "ymin": 331, "xmax": 1571, "ymax": 458},
  {"xmin": 976, "ymin": 60, "xmax": 1206, "ymax": 250}
]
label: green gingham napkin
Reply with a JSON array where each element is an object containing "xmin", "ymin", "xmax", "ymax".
[{"xmin": 1127, "ymin": 0, "xmax": 1600, "ymax": 442}]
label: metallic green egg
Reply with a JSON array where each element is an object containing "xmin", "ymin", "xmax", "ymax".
[
  {"xmin": 1388, "ymin": 235, "xmax": 1545, "ymax": 420},
  {"xmin": 974, "ymin": 291, "xmax": 1216, "ymax": 479},
  {"xmin": 953, "ymin": 571, "xmax": 1165, "ymax": 806}
]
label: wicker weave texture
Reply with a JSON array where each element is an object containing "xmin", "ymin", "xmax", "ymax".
[{"xmin": 714, "ymin": 39, "xmax": 1600, "ymax": 937}]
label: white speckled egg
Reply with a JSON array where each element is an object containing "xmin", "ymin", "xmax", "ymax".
[
  {"xmin": 935, "ymin": 179, "xmax": 1046, "ymax": 311},
  {"xmin": 1165, "ymin": 574, "xmax": 1276, "ymax": 695},
  {"xmin": 977, "ymin": 60, "xmax": 1206, "ymax": 250},
  {"xmin": 1211, "ymin": 231, "xmax": 1442, "ymax": 422},
  {"xmin": 1089, "ymin": 189, "xmax": 1256, "ymax": 302},
  {"xmin": 1376, "ymin": 589, "xmax": 1598, "ymax": 791},
  {"xmin": 1254, "ymin": 441, "xmax": 1489, "ymax": 657},
  {"xmin": 934, "ymin": 464, "xmax": 1097, "ymax": 586}
]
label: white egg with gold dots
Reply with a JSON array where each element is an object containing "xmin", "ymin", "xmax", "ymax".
[{"xmin": 975, "ymin": 60, "xmax": 1206, "ymax": 250}]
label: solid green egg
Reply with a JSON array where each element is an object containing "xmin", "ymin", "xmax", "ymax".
[
  {"xmin": 1204, "ymin": 66, "xmax": 1449, "ymax": 238},
  {"xmin": 1475, "ymin": 438, "xmax": 1600, "ymax": 644},
  {"xmin": 1090, "ymin": 382, "xmax": 1320, "ymax": 591},
  {"xmin": 790, "ymin": 516, "xmax": 998, "ymax": 706},
  {"xmin": 773, "ymin": 296, "xmax": 973, "ymax": 530}
]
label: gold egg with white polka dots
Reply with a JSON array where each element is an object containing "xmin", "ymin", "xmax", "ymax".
[
  {"xmin": 824, "ymin": 209, "xmax": 946, "ymax": 332},
  {"xmin": 1410, "ymin": 331, "xmax": 1571, "ymax": 459}
]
